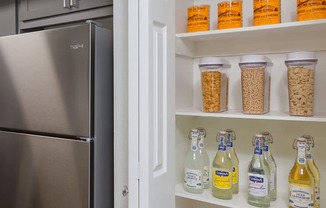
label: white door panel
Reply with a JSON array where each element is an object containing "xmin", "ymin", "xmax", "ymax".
[{"xmin": 128, "ymin": 0, "xmax": 175, "ymax": 207}]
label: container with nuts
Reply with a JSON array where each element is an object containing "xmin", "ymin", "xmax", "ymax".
[
  {"xmin": 239, "ymin": 55, "xmax": 272, "ymax": 115},
  {"xmin": 199, "ymin": 57, "xmax": 230, "ymax": 113},
  {"xmin": 285, "ymin": 52, "xmax": 318, "ymax": 116}
]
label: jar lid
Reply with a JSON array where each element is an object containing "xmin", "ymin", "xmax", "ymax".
[
  {"xmin": 199, "ymin": 57, "xmax": 230, "ymax": 67},
  {"xmin": 239, "ymin": 55, "xmax": 272, "ymax": 64},
  {"xmin": 285, "ymin": 51, "xmax": 317, "ymax": 62}
]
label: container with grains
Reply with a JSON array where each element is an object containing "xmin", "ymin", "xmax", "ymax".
[
  {"xmin": 285, "ymin": 52, "xmax": 318, "ymax": 116},
  {"xmin": 239, "ymin": 55, "xmax": 272, "ymax": 114},
  {"xmin": 199, "ymin": 57, "xmax": 230, "ymax": 113}
]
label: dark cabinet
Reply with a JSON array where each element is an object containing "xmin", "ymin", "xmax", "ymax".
[
  {"xmin": 20, "ymin": 0, "xmax": 112, "ymax": 21},
  {"xmin": 0, "ymin": 0, "xmax": 16, "ymax": 36}
]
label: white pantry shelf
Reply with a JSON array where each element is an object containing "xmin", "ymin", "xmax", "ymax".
[
  {"xmin": 175, "ymin": 108, "xmax": 326, "ymax": 123},
  {"xmin": 175, "ymin": 19, "xmax": 326, "ymax": 57},
  {"xmin": 175, "ymin": 183, "xmax": 288, "ymax": 208}
]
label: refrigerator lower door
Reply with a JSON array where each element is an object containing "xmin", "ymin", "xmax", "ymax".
[{"xmin": 0, "ymin": 131, "xmax": 91, "ymax": 208}]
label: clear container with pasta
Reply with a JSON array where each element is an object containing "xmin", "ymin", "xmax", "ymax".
[
  {"xmin": 199, "ymin": 57, "xmax": 230, "ymax": 113},
  {"xmin": 239, "ymin": 55, "xmax": 272, "ymax": 115},
  {"xmin": 285, "ymin": 52, "xmax": 318, "ymax": 116}
]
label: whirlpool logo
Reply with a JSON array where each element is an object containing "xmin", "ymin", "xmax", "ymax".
[{"xmin": 70, "ymin": 44, "xmax": 84, "ymax": 50}]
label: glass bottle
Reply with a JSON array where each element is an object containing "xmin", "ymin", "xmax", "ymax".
[
  {"xmin": 289, "ymin": 137, "xmax": 315, "ymax": 208},
  {"xmin": 261, "ymin": 131, "xmax": 277, "ymax": 201},
  {"xmin": 183, "ymin": 129, "xmax": 204, "ymax": 194},
  {"xmin": 248, "ymin": 134, "xmax": 270, "ymax": 208},
  {"xmin": 302, "ymin": 135, "xmax": 320, "ymax": 208},
  {"xmin": 197, "ymin": 127, "xmax": 210, "ymax": 189},
  {"xmin": 212, "ymin": 130, "xmax": 233, "ymax": 200},
  {"xmin": 225, "ymin": 129, "xmax": 239, "ymax": 194}
]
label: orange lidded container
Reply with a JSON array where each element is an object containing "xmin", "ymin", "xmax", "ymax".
[
  {"xmin": 297, "ymin": 0, "xmax": 326, "ymax": 21},
  {"xmin": 253, "ymin": 0, "xmax": 281, "ymax": 26},
  {"xmin": 218, "ymin": 0, "xmax": 242, "ymax": 30},
  {"xmin": 187, "ymin": 5, "xmax": 210, "ymax": 32}
]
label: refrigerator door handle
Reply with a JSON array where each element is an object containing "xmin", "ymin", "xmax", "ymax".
[{"xmin": 63, "ymin": 0, "xmax": 70, "ymax": 8}]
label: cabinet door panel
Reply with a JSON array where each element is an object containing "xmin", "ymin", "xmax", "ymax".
[
  {"xmin": 20, "ymin": 0, "xmax": 112, "ymax": 21},
  {"xmin": 0, "ymin": 0, "xmax": 16, "ymax": 36}
]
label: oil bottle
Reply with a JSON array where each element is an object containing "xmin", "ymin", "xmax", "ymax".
[
  {"xmin": 261, "ymin": 131, "xmax": 277, "ymax": 201},
  {"xmin": 197, "ymin": 127, "xmax": 210, "ymax": 189},
  {"xmin": 248, "ymin": 134, "xmax": 270, "ymax": 207},
  {"xmin": 302, "ymin": 135, "xmax": 320, "ymax": 208},
  {"xmin": 183, "ymin": 129, "xmax": 204, "ymax": 194},
  {"xmin": 288, "ymin": 137, "xmax": 315, "ymax": 208},
  {"xmin": 225, "ymin": 129, "xmax": 239, "ymax": 194},
  {"xmin": 212, "ymin": 130, "xmax": 233, "ymax": 200}
]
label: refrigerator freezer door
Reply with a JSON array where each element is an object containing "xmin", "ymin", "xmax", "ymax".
[
  {"xmin": 0, "ymin": 24, "xmax": 92, "ymax": 137},
  {"xmin": 0, "ymin": 131, "xmax": 91, "ymax": 208}
]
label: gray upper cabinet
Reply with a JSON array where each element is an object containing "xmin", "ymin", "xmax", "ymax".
[
  {"xmin": 20, "ymin": 0, "xmax": 113, "ymax": 21},
  {"xmin": 0, "ymin": 0, "xmax": 16, "ymax": 36}
]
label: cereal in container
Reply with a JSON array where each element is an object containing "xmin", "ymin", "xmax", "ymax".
[
  {"xmin": 239, "ymin": 55, "xmax": 272, "ymax": 114},
  {"xmin": 199, "ymin": 57, "xmax": 230, "ymax": 113},
  {"xmin": 285, "ymin": 52, "xmax": 318, "ymax": 116}
]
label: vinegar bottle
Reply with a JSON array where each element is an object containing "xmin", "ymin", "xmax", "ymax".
[
  {"xmin": 302, "ymin": 135, "xmax": 320, "ymax": 208},
  {"xmin": 197, "ymin": 127, "xmax": 210, "ymax": 189},
  {"xmin": 289, "ymin": 137, "xmax": 315, "ymax": 208},
  {"xmin": 183, "ymin": 129, "xmax": 204, "ymax": 194},
  {"xmin": 248, "ymin": 134, "xmax": 270, "ymax": 208},
  {"xmin": 212, "ymin": 130, "xmax": 233, "ymax": 200},
  {"xmin": 261, "ymin": 131, "xmax": 277, "ymax": 201},
  {"xmin": 225, "ymin": 129, "xmax": 239, "ymax": 194}
]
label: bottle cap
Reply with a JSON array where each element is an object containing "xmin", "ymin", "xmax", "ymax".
[{"xmin": 199, "ymin": 57, "xmax": 230, "ymax": 68}]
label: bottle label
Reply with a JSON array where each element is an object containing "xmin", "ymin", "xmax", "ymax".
[
  {"xmin": 248, "ymin": 173, "xmax": 268, "ymax": 196},
  {"xmin": 232, "ymin": 166, "xmax": 238, "ymax": 184},
  {"xmin": 218, "ymin": 144, "xmax": 227, "ymax": 151},
  {"xmin": 213, "ymin": 168, "xmax": 232, "ymax": 189},
  {"xmin": 289, "ymin": 184, "xmax": 314, "ymax": 208},
  {"xmin": 184, "ymin": 168, "xmax": 202, "ymax": 189},
  {"xmin": 218, "ymin": 1, "xmax": 242, "ymax": 29},
  {"xmin": 297, "ymin": 0, "xmax": 326, "ymax": 21},
  {"xmin": 254, "ymin": 0, "xmax": 280, "ymax": 26},
  {"xmin": 254, "ymin": 147, "xmax": 263, "ymax": 155},
  {"xmin": 187, "ymin": 5, "xmax": 210, "ymax": 32},
  {"xmin": 203, "ymin": 166, "xmax": 209, "ymax": 185}
]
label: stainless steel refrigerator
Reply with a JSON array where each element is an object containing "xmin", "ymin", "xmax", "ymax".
[{"xmin": 0, "ymin": 22, "xmax": 113, "ymax": 208}]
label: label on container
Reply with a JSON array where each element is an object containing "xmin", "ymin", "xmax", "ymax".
[
  {"xmin": 213, "ymin": 168, "xmax": 232, "ymax": 189},
  {"xmin": 188, "ymin": 5, "xmax": 210, "ymax": 32},
  {"xmin": 203, "ymin": 166, "xmax": 210, "ymax": 186},
  {"xmin": 184, "ymin": 168, "xmax": 202, "ymax": 189},
  {"xmin": 297, "ymin": 0, "xmax": 326, "ymax": 21},
  {"xmin": 248, "ymin": 173, "xmax": 268, "ymax": 196},
  {"xmin": 315, "ymin": 182, "xmax": 320, "ymax": 206},
  {"xmin": 232, "ymin": 166, "xmax": 238, "ymax": 184},
  {"xmin": 218, "ymin": 1, "xmax": 242, "ymax": 30},
  {"xmin": 254, "ymin": 0, "xmax": 280, "ymax": 26},
  {"xmin": 289, "ymin": 184, "xmax": 314, "ymax": 208}
]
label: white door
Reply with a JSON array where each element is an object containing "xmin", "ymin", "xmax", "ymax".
[{"xmin": 128, "ymin": 0, "xmax": 175, "ymax": 208}]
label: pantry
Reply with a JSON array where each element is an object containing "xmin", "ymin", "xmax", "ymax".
[{"xmin": 124, "ymin": 0, "xmax": 326, "ymax": 208}]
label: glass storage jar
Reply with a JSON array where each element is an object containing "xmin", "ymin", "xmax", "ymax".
[
  {"xmin": 199, "ymin": 57, "xmax": 229, "ymax": 113},
  {"xmin": 239, "ymin": 55, "xmax": 272, "ymax": 114},
  {"xmin": 285, "ymin": 51, "xmax": 318, "ymax": 116}
]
